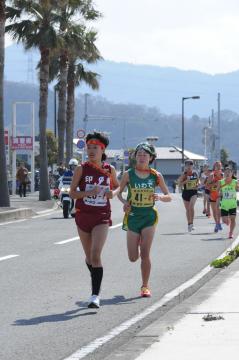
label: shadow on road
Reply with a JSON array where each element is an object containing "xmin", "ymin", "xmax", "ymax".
[
  {"xmin": 76, "ymin": 294, "xmax": 141, "ymax": 308},
  {"xmin": 12, "ymin": 307, "xmax": 96, "ymax": 326},
  {"xmin": 160, "ymin": 232, "xmax": 187, "ymax": 236},
  {"xmin": 12, "ymin": 295, "xmax": 141, "ymax": 326},
  {"xmin": 200, "ymin": 237, "xmax": 226, "ymax": 241}
]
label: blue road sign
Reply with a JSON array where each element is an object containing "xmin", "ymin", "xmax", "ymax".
[{"xmin": 77, "ymin": 139, "xmax": 85, "ymax": 149}]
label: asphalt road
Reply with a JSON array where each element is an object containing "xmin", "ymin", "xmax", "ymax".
[{"xmin": 0, "ymin": 194, "xmax": 237, "ymax": 360}]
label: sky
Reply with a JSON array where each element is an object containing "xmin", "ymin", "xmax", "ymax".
[
  {"xmin": 4, "ymin": 0, "xmax": 239, "ymax": 75},
  {"xmin": 90, "ymin": 0, "xmax": 239, "ymax": 75}
]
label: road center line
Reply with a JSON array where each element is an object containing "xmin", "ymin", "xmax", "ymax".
[
  {"xmin": 0, "ymin": 255, "xmax": 19, "ymax": 262},
  {"xmin": 54, "ymin": 223, "xmax": 122, "ymax": 245}
]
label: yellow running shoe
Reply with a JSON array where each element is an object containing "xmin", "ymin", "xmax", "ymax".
[{"xmin": 141, "ymin": 286, "xmax": 151, "ymax": 297}]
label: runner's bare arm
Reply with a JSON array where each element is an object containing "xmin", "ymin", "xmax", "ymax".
[
  {"xmin": 156, "ymin": 173, "xmax": 172, "ymax": 202},
  {"xmin": 69, "ymin": 165, "xmax": 100, "ymax": 199},
  {"xmin": 117, "ymin": 172, "xmax": 131, "ymax": 210},
  {"xmin": 236, "ymin": 179, "xmax": 239, "ymax": 191},
  {"xmin": 104, "ymin": 166, "xmax": 120, "ymax": 199},
  {"xmin": 178, "ymin": 173, "xmax": 187, "ymax": 186}
]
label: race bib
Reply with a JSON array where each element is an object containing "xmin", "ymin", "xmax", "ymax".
[
  {"xmin": 186, "ymin": 179, "xmax": 197, "ymax": 190},
  {"xmin": 223, "ymin": 191, "xmax": 236, "ymax": 200},
  {"xmin": 83, "ymin": 184, "xmax": 110, "ymax": 207},
  {"xmin": 130, "ymin": 188, "xmax": 154, "ymax": 207}
]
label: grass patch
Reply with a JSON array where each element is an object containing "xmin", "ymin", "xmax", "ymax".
[{"xmin": 211, "ymin": 245, "xmax": 239, "ymax": 268}]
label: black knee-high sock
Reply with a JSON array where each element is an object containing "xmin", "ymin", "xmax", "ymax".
[
  {"xmin": 91, "ymin": 267, "xmax": 103, "ymax": 296},
  {"xmin": 85, "ymin": 261, "xmax": 92, "ymax": 274}
]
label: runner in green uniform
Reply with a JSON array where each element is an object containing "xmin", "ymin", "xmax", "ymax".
[
  {"xmin": 118, "ymin": 142, "xmax": 171, "ymax": 297},
  {"xmin": 217, "ymin": 167, "xmax": 239, "ymax": 239}
]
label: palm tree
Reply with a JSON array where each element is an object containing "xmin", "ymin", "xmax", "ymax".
[
  {"xmin": 0, "ymin": 0, "xmax": 10, "ymax": 207},
  {"xmin": 54, "ymin": 1, "xmax": 101, "ymax": 164},
  {"xmin": 6, "ymin": 0, "xmax": 60, "ymax": 200},
  {"xmin": 65, "ymin": 29, "xmax": 101, "ymax": 163},
  {"xmin": 65, "ymin": 61, "xmax": 100, "ymax": 163}
]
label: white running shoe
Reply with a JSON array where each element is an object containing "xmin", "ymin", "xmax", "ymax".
[
  {"xmin": 191, "ymin": 225, "xmax": 196, "ymax": 231},
  {"xmin": 188, "ymin": 224, "xmax": 193, "ymax": 232},
  {"xmin": 88, "ymin": 295, "xmax": 100, "ymax": 309}
]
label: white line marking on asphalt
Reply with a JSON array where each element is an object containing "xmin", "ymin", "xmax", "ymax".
[
  {"xmin": 55, "ymin": 237, "xmax": 79, "ymax": 245},
  {"xmin": 0, "ymin": 219, "xmax": 26, "ymax": 226},
  {"xmin": 63, "ymin": 234, "xmax": 239, "ymax": 360},
  {"xmin": 0, "ymin": 255, "xmax": 19, "ymax": 262},
  {"xmin": 54, "ymin": 223, "xmax": 122, "ymax": 245},
  {"xmin": 110, "ymin": 223, "xmax": 122, "ymax": 229}
]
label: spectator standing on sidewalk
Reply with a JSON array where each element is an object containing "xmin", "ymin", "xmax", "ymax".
[{"xmin": 16, "ymin": 162, "xmax": 29, "ymax": 197}]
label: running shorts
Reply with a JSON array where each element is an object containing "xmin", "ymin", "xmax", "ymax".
[
  {"xmin": 122, "ymin": 207, "xmax": 158, "ymax": 234},
  {"xmin": 182, "ymin": 190, "xmax": 197, "ymax": 202},
  {"xmin": 75, "ymin": 211, "xmax": 112, "ymax": 233},
  {"xmin": 221, "ymin": 208, "xmax": 237, "ymax": 217}
]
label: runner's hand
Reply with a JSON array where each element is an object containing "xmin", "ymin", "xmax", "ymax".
[
  {"xmin": 104, "ymin": 190, "xmax": 113, "ymax": 199},
  {"xmin": 123, "ymin": 202, "xmax": 131, "ymax": 212},
  {"xmin": 155, "ymin": 194, "xmax": 171, "ymax": 202},
  {"xmin": 87, "ymin": 186, "xmax": 101, "ymax": 197}
]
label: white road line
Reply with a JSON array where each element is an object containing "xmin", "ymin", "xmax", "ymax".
[
  {"xmin": 55, "ymin": 237, "xmax": 79, "ymax": 245},
  {"xmin": 0, "ymin": 219, "xmax": 26, "ymax": 226},
  {"xmin": 0, "ymin": 255, "xmax": 19, "ymax": 262},
  {"xmin": 54, "ymin": 223, "xmax": 123, "ymax": 245},
  {"xmin": 110, "ymin": 223, "xmax": 122, "ymax": 229},
  {"xmin": 63, "ymin": 234, "xmax": 239, "ymax": 360}
]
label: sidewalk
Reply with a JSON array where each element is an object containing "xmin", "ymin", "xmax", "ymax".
[
  {"xmin": 134, "ymin": 257, "xmax": 239, "ymax": 360},
  {"xmin": 0, "ymin": 192, "xmax": 56, "ymax": 223}
]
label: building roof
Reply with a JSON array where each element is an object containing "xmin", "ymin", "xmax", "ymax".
[
  {"xmin": 73, "ymin": 140, "xmax": 206, "ymax": 161},
  {"xmin": 155, "ymin": 146, "xmax": 207, "ymax": 161}
]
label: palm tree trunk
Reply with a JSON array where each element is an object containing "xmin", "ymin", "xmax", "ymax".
[
  {"xmin": 39, "ymin": 46, "xmax": 51, "ymax": 201},
  {"xmin": 66, "ymin": 62, "xmax": 75, "ymax": 164},
  {"xmin": 57, "ymin": 51, "xmax": 68, "ymax": 164},
  {"xmin": 0, "ymin": 0, "xmax": 10, "ymax": 207}
]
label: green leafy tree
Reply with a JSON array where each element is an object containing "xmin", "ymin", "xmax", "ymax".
[
  {"xmin": 0, "ymin": 0, "xmax": 9, "ymax": 206},
  {"xmin": 220, "ymin": 147, "xmax": 229, "ymax": 167},
  {"xmin": 35, "ymin": 129, "xmax": 58, "ymax": 167}
]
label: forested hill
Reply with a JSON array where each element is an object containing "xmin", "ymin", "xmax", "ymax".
[
  {"xmin": 3, "ymin": 81, "xmax": 239, "ymax": 163},
  {"xmin": 5, "ymin": 43, "xmax": 239, "ymax": 117}
]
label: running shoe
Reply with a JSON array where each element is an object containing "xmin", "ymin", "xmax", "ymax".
[
  {"xmin": 218, "ymin": 223, "xmax": 223, "ymax": 231},
  {"xmin": 229, "ymin": 232, "xmax": 233, "ymax": 239},
  {"xmin": 191, "ymin": 224, "xmax": 196, "ymax": 231},
  {"xmin": 214, "ymin": 224, "xmax": 219, "ymax": 233},
  {"xmin": 88, "ymin": 295, "xmax": 100, "ymax": 308},
  {"xmin": 188, "ymin": 224, "xmax": 193, "ymax": 232},
  {"xmin": 203, "ymin": 209, "xmax": 206, "ymax": 214},
  {"xmin": 141, "ymin": 286, "xmax": 151, "ymax": 297}
]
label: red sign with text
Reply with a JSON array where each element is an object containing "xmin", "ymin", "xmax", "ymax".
[
  {"xmin": 4, "ymin": 130, "xmax": 8, "ymax": 145},
  {"xmin": 11, "ymin": 136, "xmax": 33, "ymax": 150}
]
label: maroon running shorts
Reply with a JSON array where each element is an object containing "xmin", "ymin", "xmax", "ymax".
[{"xmin": 75, "ymin": 211, "xmax": 112, "ymax": 233}]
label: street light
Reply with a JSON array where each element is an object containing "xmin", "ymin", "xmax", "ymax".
[{"xmin": 181, "ymin": 96, "xmax": 200, "ymax": 168}]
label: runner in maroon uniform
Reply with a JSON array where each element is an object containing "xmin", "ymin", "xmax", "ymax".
[{"xmin": 70, "ymin": 132, "xmax": 119, "ymax": 308}]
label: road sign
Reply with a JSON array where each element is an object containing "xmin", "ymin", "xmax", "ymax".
[
  {"xmin": 77, "ymin": 139, "xmax": 85, "ymax": 149},
  {"xmin": 77, "ymin": 129, "xmax": 85, "ymax": 139}
]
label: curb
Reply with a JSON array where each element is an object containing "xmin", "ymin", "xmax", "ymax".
[
  {"xmin": 0, "ymin": 208, "xmax": 35, "ymax": 223},
  {"xmin": 65, "ymin": 234, "xmax": 239, "ymax": 360}
]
